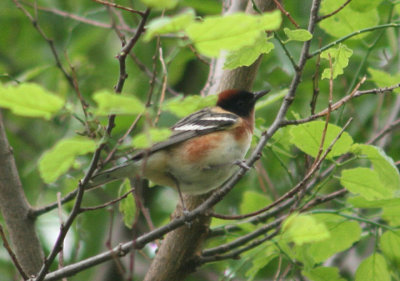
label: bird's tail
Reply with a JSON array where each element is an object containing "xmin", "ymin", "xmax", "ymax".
[{"xmin": 87, "ymin": 162, "xmax": 135, "ymax": 189}]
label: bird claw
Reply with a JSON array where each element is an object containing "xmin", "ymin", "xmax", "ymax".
[{"xmin": 234, "ymin": 160, "xmax": 251, "ymax": 170}]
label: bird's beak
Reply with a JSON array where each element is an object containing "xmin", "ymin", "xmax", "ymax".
[{"xmin": 253, "ymin": 89, "xmax": 270, "ymax": 101}]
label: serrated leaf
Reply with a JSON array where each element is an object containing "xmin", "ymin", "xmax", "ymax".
[
  {"xmin": 289, "ymin": 121, "xmax": 353, "ymax": 159},
  {"xmin": 0, "ymin": 83, "xmax": 65, "ymax": 119},
  {"xmin": 380, "ymin": 230, "xmax": 400, "ymax": 265},
  {"xmin": 39, "ymin": 137, "xmax": 97, "ymax": 183},
  {"xmin": 284, "ymin": 27, "xmax": 312, "ymax": 42},
  {"xmin": 93, "ymin": 90, "xmax": 145, "ymax": 116},
  {"xmin": 320, "ymin": 0, "xmax": 379, "ymax": 39},
  {"xmin": 321, "ymin": 44, "xmax": 353, "ymax": 79},
  {"xmin": 164, "ymin": 94, "xmax": 217, "ymax": 117},
  {"xmin": 351, "ymin": 144, "xmax": 400, "ymax": 192},
  {"xmin": 185, "ymin": 10, "xmax": 281, "ymax": 57},
  {"xmin": 368, "ymin": 68, "xmax": 400, "ymax": 94},
  {"xmin": 282, "ymin": 213, "xmax": 330, "ymax": 245},
  {"xmin": 224, "ymin": 34, "xmax": 274, "ymax": 69},
  {"xmin": 295, "ymin": 214, "xmax": 362, "ymax": 264},
  {"xmin": 340, "ymin": 168, "xmax": 393, "ymax": 200},
  {"xmin": 119, "ymin": 179, "xmax": 136, "ymax": 229},
  {"xmin": 355, "ymin": 254, "xmax": 391, "ymax": 281},
  {"xmin": 132, "ymin": 128, "xmax": 172, "ymax": 148},
  {"xmin": 140, "ymin": 0, "xmax": 178, "ymax": 9},
  {"xmin": 144, "ymin": 10, "xmax": 195, "ymax": 41},
  {"xmin": 240, "ymin": 191, "xmax": 272, "ymax": 214},
  {"xmin": 303, "ymin": 266, "xmax": 346, "ymax": 281}
]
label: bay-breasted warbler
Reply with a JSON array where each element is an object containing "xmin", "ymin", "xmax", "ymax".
[{"xmin": 90, "ymin": 89, "xmax": 268, "ymax": 195}]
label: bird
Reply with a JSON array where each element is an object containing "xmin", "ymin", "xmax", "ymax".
[{"xmin": 89, "ymin": 89, "xmax": 268, "ymax": 197}]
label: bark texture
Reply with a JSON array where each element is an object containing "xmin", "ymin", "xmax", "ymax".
[
  {"xmin": 0, "ymin": 111, "xmax": 44, "ymax": 275},
  {"xmin": 144, "ymin": 1, "xmax": 278, "ymax": 280},
  {"xmin": 143, "ymin": 194, "xmax": 211, "ymax": 281}
]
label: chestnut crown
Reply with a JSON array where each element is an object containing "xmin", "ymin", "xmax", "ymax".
[{"xmin": 216, "ymin": 89, "xmax": 269, "ymax": 117}]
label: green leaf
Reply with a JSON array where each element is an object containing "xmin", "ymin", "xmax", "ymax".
[
  {"xmin": 380, "ymin": 230, "xmax": 400, "ymax": 266},
  {"xmin": 39, "ymin": 136, "xmax": 97, "ymax": 183},
  {"xmin": 283, "ymin": 28, "xmax": 312, "ymax": 42},
  {"xmin": 382, "ymin": 205, "xmax": 400, "ymax": 226},
  {"xmin": 321, "ymin": 44, "xmax": 353, "ymax": 79},
  {"xmin": 303, "ymin": 266, "xmax": 346, "ymax": 281},
  {"xmin": 93, "ymin": 90, "xmax": 145, "ymax": 116},
  {"xmin": 340, "ymin": 168, "xmax": 393, "ymax": 200},
  {"xmin": 349, "ymin": 0, "xmax": 383, "ymax": 12},
  {"xmin": 351, "ymin": 144, "xmax": 400, "ymax": 192},
  {"xmin": 289, "ymin": 121, "xmax": 353, "ymax": 159},
  {"xmin": 239, "ymin": 191, "xmax": 272, "ymax": 214},
  {"xmin": 281, "ymin": 213, "xmax": 330, "ymax": 246},
  {"xmin": 320, "ymin": 0, "xmax": 379, "ymax": 39},
  {"xmin": 119, "ymin": 179, "xmax": 136, "ymax": 229},
  {"xmin": 348, "ymin": 196, "xmax": 400, "ymax": 208},
  {"xmin": 164, "ymin": 94, "xmax": 217, "ymax": 117},
  {"xmin": 185, "ymin": 10, "xmax": 281, "ymax": 57},
  {"xmin": 144, "ymin": 10, "xmax": 195, "ymax": 41},
  {"xmin": 0, "ymin": 83, "xmax": 65, "ymax": 119},
  {"xmin": 140, "ymin": 0, "xmax": 178, "ymax": 9},
  {"xmin": 295, "ymin": 214, "xmax": 362, "ymax": 264},
  {"xmin": 368, "ymin": 68, "xmax": 400, "ymax": 94},
  {"xmin": 244, "ymin": 242, "xmax": 278, "ymax": 281},
  {"xmin": 132, "ymin": 128, "xmax": 172, "ymax": 148},
  {"xmin": 224, "ymin": 34, "xmax": 274, "ymax": 69},
  {"xmin": 355, "ymin": 254, "xmax": 391, "ymax": 281}
]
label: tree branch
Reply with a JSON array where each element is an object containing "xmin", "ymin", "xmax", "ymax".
[{"xmin": 0, "ymin": 112, "xmax": 44, "ymax": 276}]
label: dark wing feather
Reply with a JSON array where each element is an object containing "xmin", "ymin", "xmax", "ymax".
[{"xmin": 131, "ymin": 108, "xmax": 238, "ymax": 160}]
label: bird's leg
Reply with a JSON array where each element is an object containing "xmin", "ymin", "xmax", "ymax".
[{"xmin": 167, "ymin": 172, "xmax": 190, "ymax": 220}]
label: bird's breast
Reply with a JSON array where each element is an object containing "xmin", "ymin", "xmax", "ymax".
[{"xmin": 165, "ymin": 129, "xmax": 252, "ymax": 194}]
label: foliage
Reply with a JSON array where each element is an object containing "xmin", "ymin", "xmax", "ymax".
[{"xmin": 0, "ymin": 0, "xmax": 400, "ymax": 280}]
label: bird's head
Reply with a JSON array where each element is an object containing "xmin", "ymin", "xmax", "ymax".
[{"xmin": 216, "ymin": 89, "xmax": 269, "ymax": 117}]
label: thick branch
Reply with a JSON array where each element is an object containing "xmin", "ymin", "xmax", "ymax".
[
  {"xmin": 144, "ymin": 1, "xmax": 278, "ymax": 280},
  {"xmin": 0, "ymin": 111, "xmax": 44, "ymax": 276}
]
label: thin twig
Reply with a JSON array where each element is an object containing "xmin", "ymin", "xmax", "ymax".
[
  {"xmin": 154, "ymin": 47, "xmax": 168, "ymax": 124},
  {"xmin": 20, "ymin": 1, "xmax": 134, "ymax": 32},
  {"xmin": 317, "ymin": 0, "xmax": 352, "ymax": 22},
  {"xmin": 309, "ymin": 23, "xmax": 400, "ymax": 58},
  {"xmin": 310, "ymin": 37, "xmax": 322, "ymax": 114},
  {"xmin": 103, "ymin": 113, "xmax": 143, "ymax": 165},
  {"xmin": 368, "ymin": 118, "xmax": 400, "ymax": 145},
  {"xmin": 274, "ymin": 32, "xmax": 299, "ymax": 71},
  {"xmin": 30, "ymin": 189, "xmax": 79, "ymax": 217},
  {"xmin": 0, "ymin": 225, "xmax": 28, "ymax": 280},
  {"xmin": 272, "ymin": 0, "xmax": 299, "ymax": 28},
  {"xmin": 282, "ymin": 77, "xmax": 400, "ymax": 127},
  {"xmin": 212, "ymin": 117, "xmax": 352, "ymax": 221},
  {"xmin": 201, "ymin": 188, "xmax": 349, "ymax": 263},
  {"xmin": 92, "ymin": 0, "xmax": 144, "ymax": 16},
  {"xmin": 13, "ymin": 0, "xmax": 74, "ymax": 87},
  {"xmin": 312, "ymin": 53, "xmax": 333, "ymax": 165},
  {"xmin": 79, "ymin": 190, "xmax": 133, "ymax": 212}
]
